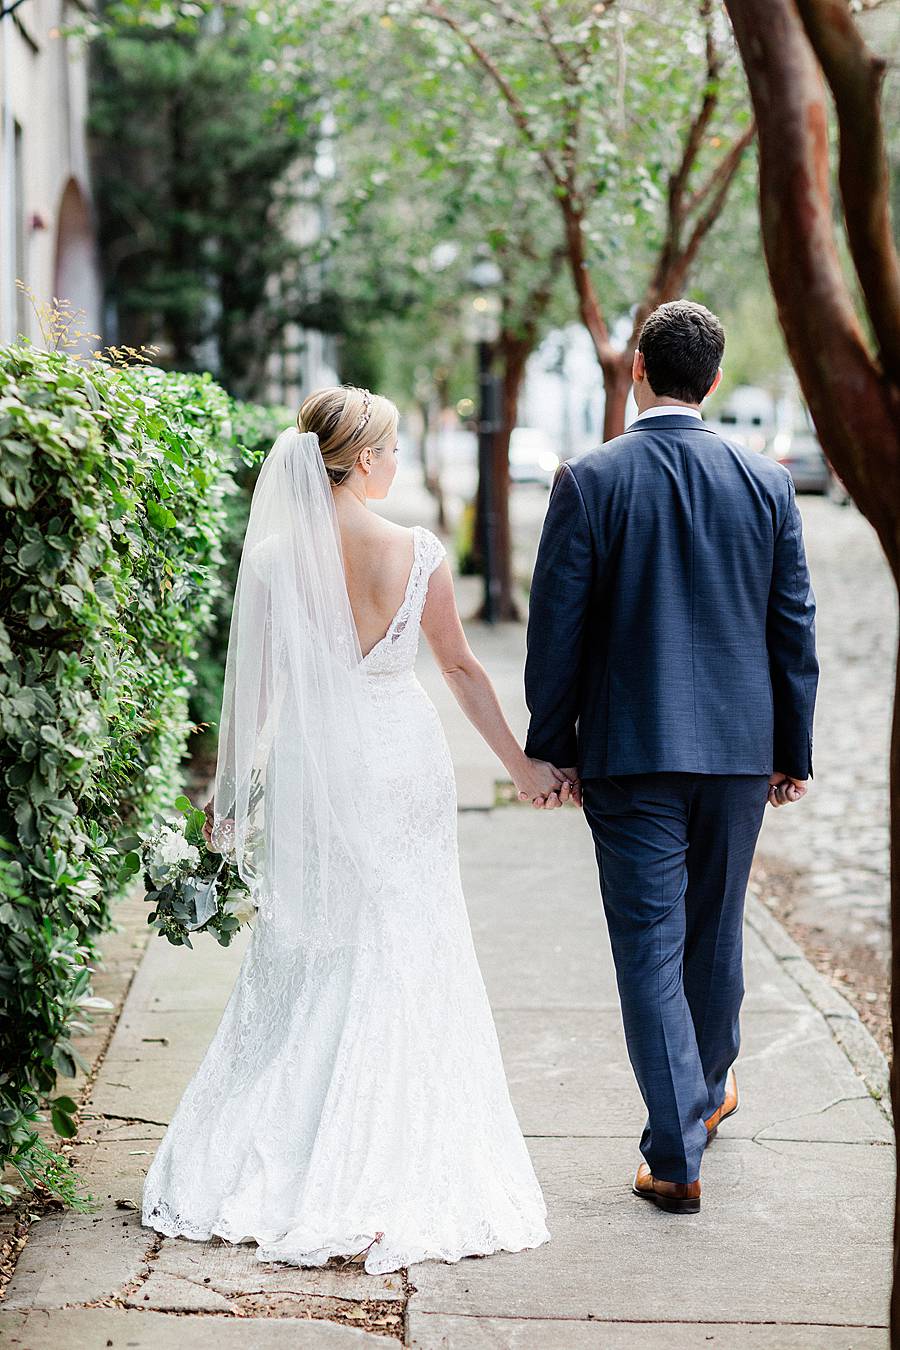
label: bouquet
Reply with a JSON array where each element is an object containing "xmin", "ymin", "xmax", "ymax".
[{"xmin": 135, "ymin": 795, "xmax": 256, "ymax": 948}]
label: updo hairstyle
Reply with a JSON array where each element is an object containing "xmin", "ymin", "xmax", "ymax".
[{"xmin": 298, "ymin": 385, "xmax": 400, "ymax": 487}]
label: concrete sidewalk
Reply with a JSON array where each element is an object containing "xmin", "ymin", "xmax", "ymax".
[{"xmin": 2, "ymin": 586, "xmax": 893, "ymax": 1349}]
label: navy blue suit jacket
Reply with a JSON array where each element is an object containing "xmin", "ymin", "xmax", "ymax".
[{"xmin": 524, "ymin": 414, "xmax": 819, "ymax": 781}]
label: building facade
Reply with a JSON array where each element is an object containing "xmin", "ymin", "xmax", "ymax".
[{"xmin": 1, "ymin": 0, "xmax": 102, "ymax": 348}]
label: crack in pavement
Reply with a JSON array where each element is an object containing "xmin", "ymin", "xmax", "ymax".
[{"xmin": 82, "ymin": 1111, "xmax": 169, "ymax": 1128}]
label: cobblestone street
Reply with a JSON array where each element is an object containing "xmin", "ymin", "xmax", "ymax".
[{"xmin": 755, "ymin": 496, "xmax": 897, "ymax": 1055}]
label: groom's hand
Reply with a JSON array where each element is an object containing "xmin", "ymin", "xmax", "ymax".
[
  {"xmin": 767, "ymin": 772, "xmax": 808, "ymax": 808},
  {"xmin": 521, "ymin": 764, "xmax": 582, "ymax": 811},
  {"xmin": 534, "ymin": 767, "xmax": 582, "ymax": 810},
  {"xmin": 559, "ymin": 768, "xmax": 582, "ymax": 808}
]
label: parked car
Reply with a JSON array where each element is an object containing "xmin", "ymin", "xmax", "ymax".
[
  {"xmin": 768, "ymin": 428, "xmax": 831, "ymax": 494},
  {"xmin": 827, "ymin": 468, "xmax": 853, "ymax": 506},
  {"xmin": 705, "ymin": 411, "xmax": 770, "ymax": 455},
  {"xmin": 508, "ymin": 427, "xmax": 560, "ymax": 488}
]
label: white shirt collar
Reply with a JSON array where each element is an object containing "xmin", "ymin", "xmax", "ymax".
[{"xmin": 633, "ymin": 404, "xmax": 703, "ymax": 423}]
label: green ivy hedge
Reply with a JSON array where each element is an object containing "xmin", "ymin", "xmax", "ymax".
[{"xmin": 0, "ymin": 342, "xmax": 237, "ymax": 1202}]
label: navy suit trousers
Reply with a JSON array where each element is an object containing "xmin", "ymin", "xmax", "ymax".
[{"xmin": 582, "ymin": 772, "xmax": 770, "ymax": 1183}]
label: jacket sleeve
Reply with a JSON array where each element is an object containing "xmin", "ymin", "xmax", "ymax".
[
  {"xmin": 767, "ymin": 475, "xmax": 819, "ymax": 779},
  {"xmin": 524, "ymin": 463, "xmax": 594, "ymax": 768}
]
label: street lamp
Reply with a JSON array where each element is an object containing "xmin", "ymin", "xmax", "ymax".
[{"xmin": 464, "ymin": 245, "xmax": 503, "ymax": 624}]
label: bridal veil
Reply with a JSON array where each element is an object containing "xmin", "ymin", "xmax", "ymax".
[{"xmin": 210, "ymin": 428, "xmax": 379, "ymax": 949}]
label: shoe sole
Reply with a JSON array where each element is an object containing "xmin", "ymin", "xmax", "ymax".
[{"xmin": 632, "ymin": 1185, "xmax": 701, "ymax": 1215}]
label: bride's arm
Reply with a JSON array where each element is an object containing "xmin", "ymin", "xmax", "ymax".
[{"xmin": 420, "ymin": 560, "xmax": 572, "ymax": 806}]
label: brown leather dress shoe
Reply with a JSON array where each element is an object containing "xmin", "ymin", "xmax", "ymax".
[
  {"xmin": 632, "ymin": 1161, "xmax": 701, "ymax": 1214},
  {"xmin": 704, "ymin": 1066, "xmax": 739, "ymax": 1143}
]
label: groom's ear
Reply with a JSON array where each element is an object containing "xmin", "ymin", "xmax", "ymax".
[
  {"xmin": 632, "ymin": 349, "xmax": 645, "ymax": 383},
  {"xmin": 706, "ymin": 366, "xmax": 723, "ymax": 400}
]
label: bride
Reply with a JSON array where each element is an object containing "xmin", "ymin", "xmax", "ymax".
[{"xmin": 141, "ymin": 384, "xmax": 572, "ymax": 1273}]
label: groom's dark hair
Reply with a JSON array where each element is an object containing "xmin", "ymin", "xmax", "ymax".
[{"xmin": 638, "ymin": 300, "xmax": 725, "ymax": 403}]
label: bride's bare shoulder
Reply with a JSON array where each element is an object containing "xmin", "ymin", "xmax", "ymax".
[{"xmin": 373, "ymin": 516, "xmax": 415, "ymax": 544}]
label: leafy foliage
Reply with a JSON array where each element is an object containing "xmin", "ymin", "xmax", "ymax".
[
  {"xmin": 0, "ymin": 340, "xmax": 233, "ymax": 1200},
  {"xmin": 87, "ymin": 1, "xmax": 323, "ymax": 397}
]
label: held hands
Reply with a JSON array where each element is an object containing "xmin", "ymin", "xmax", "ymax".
[
  {"xmin": 202, "ymin": 799, "xmax": 235, "ymax": 851},
  {"xmin": 767, "ymin": 772, "xmax": 808, "ymax": 808},
  {"xmin": 203, "ymin": 800, "xmax": 238, "ymax": 857},
  {"xmin": 515, "ymin": 759, "xmax": 582, "ymax": 810}
]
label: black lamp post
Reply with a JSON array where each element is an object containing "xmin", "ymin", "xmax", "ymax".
[{"xmin": 465, "ymin": 246, "xmax": 503, "ymax": 624}]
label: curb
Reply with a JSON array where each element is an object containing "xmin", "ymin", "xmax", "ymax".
[{"xmin": 745, "ymin": 891, "xmax": 892, "ymax": 1125}]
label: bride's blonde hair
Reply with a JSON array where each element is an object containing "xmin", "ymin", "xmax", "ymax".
[{"xmin": 298, "ymin": 385, "xmax": 400, "ymax": 487}]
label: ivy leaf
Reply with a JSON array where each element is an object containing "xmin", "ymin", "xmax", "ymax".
[
  {"xmin": 18, "ymin": 540, "xmax": 44, "ymax": 568},
  {"xmin": 51, "ymin": 1105, "xmax": 78, "ymax": 1139},
  {"xmin": 146, "ymin": 500, "xmax": 177, "ymax": 530}
]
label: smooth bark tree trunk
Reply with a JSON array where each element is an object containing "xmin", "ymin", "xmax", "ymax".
[
  {"xmin": 723, "ymin": 0, "xmax": 900, "ymax": 1335},
  {"xmin": 417, "ymin": 397, "xmax": 447, "ymax": 532},
  {"xmin": 601, "ymin": 354, "xmax": 634, "ymax": 441}
]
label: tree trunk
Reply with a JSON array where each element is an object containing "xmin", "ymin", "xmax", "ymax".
[
  {"xmin": 168, "ymin": 91, "xmax": 194, "ymax": 370},
  {"xmin": 494, "ymin": 332, "xmax": 531, "ymax": 620},
  {"xmin": 723, "ymin": 0, "xmax": 900, "ymax": 1333},
  {"xmin": 472, "ymin": 330, "xmax": 530, "ymax": 622},
  {"xmin": 601, "ymin": 353, "xmax": 634, "ymax": 441},
  {"xmin": 417, "ymin": 397, "xmax": 447, "ymax": 532}
]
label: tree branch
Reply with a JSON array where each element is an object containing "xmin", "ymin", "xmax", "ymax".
[
  {"xmin": 793, "ymin": 0, "xmax": 900, "ymax": 385},
  {"xmin": 629, "ymin": 123, "xmax": 755, "ymax": 350},
  {"xmin": 636, "ymin": 0, "xmax": 743, "ymax": 333},
  {"xmin": 535, "ymin": 7, "xmax": 582, "ymax": 85},
  {"xmin": 423, "ymin": 2, "xmax": 568, "ymax": 192},
  {"xmin": 666, "ymin": 0, "xmax": 724, "ymax": 226},
  {"xmin": 672, "ymin": 125, "xmax": 756, "ymax": 289}
]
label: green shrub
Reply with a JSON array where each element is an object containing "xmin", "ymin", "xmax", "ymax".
[{"xmin": 0, "ymin": 341, "xmax": 234, "ymax": 1200}]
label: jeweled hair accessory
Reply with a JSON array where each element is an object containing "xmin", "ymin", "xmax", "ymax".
[{"xmin": 354, "ymin": 389, "xmax": 373, "ymax": 434}]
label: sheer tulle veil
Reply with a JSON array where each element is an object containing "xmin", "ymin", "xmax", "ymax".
[{"xmin": 210, "ymin": 427, "xmax": 380, "ymax": 949}]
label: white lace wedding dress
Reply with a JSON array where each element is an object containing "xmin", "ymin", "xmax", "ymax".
[{"xmin": 141, "ymin": 524, "xmax": 549, "ymax": 1274}]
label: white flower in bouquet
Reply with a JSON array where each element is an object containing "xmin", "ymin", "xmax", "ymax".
[
  {"xmin": 151, "ymin": 826, "xmax": 201, "ymax": 875},
  {"xmin": 223, "ymin": 889, "xmax": 256, "ymax": 926}
]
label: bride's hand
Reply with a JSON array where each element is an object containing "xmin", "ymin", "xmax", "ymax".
[
  {"xmin": 515, "ymin": 758, "xmax": 573, "ymax": 809},
  {"xmin": 202, "ymin": 800, "xmax": 226, "ymax": 851}
]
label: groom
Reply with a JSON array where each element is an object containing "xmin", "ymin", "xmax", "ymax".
[{"xmin": 523, "ymin": 300, "xmax": 818, "ymax": 1213}]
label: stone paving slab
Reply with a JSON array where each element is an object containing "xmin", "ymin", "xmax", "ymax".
[
  {"xmin": 407, "ymin": 1312, "xmax": 890, "ymax": 1349},
  {"xmin": 461, "ymin": 810, "xmax": 813, "ymax": 1015},
  {"xmin": 0, "ymin": 1308, "xmax": 385, "ymax": 1348},
  {"xmin": 494, "ymin": 1007, "xmax": 892, "ymax": 1144},
  {"xmin": 408, "ymin": 1135, "xmax": 893, "ymax": 1328},
  {"xmin": 86, "ymin": 1054, "xmax": 204, "ymax": 1124},
  {"xmin": 4, "ymin": 1203, "xmax": 155, "ymax": 1311},
  {"xmin": 63, "ymin": 886, "xmax": 152, "ymax": 1102},
  {"xmin": 123, "ymin": 928, "xmax": 249, "ymax": 1014},
  {"xmin": 5, "ymin": 1140, "xmax": 162, "ymax": 1310},
  {"xmin": 128, "ymin": 1240, "xmax": 405, "ymax": 1311}
]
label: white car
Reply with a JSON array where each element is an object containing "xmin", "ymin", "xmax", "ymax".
[{"xmin": 508, "ymin": 427, "xmax": 560, "ymax": 488}]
